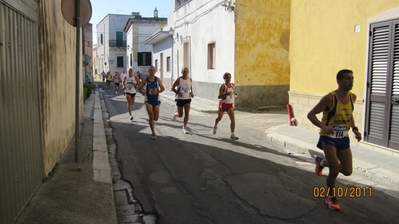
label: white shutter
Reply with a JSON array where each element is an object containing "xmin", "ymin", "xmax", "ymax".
[
  {"xmin": 389, "ymin": 22, "xmax": 399, "ymax": 149},
  {"xmin": 367, "ymin": 23, "xmax": 390, "ymax": 144}
]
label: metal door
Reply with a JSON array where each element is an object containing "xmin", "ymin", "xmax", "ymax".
[{"xmin": 0, "ymin": 1, "xmax": 44, "ymax": 223}]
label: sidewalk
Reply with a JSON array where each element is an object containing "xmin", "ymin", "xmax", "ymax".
[{"xmin": 15, "ymin": 89, "xmax": 117, "ymax": 224}]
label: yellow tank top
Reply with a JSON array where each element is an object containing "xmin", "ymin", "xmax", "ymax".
[{"xmin": 320, "ymin": 91, "xmax": 354, "ymax": 138}]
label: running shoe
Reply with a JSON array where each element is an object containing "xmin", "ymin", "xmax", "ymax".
[
  {"xmin": 130, "ymin": 116, "xmax": 134, "ymax": 121},
  {"xmin": 151, "ymin": 134, "xmax": 157, "ymax": 140},
  {"xmin": 325, "ymin": 197, "xmax": 340, "ymax": 211},
  {"xmin": 230, "ymin": 134, "xmax": 239, "ymax": 140},
  {"xmin": 315, "ymin": 156, "xmax": 324, "ymax": 176},
  {"xmin": 212, "ymin": 126, "xmax": 217, "ymax": 134},
  {"xmin": 182, "ymin": 127, "xmax": 189, "ymax": 134},
  {"xmin": 172, "ymin": 111, "xmax": 177, "ymax": 121}
]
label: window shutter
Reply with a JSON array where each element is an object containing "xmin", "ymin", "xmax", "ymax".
[
  {"xmin": 367, "ymin": 23, "xmax": 390, "ymax": 144},
  {"xmin": 146, "ymin": 53, "xmax": 152, "ymax": 66},
  {"xmin": 138, "ymin": 52, "xmax": 143, "ymax": 66},
  {"xmin": 370, "ymin": 25, "xmax": 389, "ymax": 95},
  {"xmin": 389, "ymin": 22, "xmax": 399, "ymax": 148}
]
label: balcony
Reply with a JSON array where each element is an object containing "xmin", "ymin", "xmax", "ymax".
[{"xmin": 109, "ymin": 40, "xmax": 126, "ymax": 47}]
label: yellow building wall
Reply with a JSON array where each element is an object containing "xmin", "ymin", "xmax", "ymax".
[
  {"xmin": 235, "ymin": 0, "xmax": 291, "ymax": 110},
  {"xmin": 289, "ymin": 0, "xmax": 399, "ymax": 138},
  {"xmin": 38, "ymin": 0, "xmax": 83, "ymax": 175}
]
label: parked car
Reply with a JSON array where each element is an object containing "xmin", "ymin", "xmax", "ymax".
[{"xmin": 84, "ymin": 74, "xmax": 92, "ymax": 84}]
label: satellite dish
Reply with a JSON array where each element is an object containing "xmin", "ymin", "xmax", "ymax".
[{"xmin": 61, "ymin": 0, "xmax": 92, "ymax": 27}]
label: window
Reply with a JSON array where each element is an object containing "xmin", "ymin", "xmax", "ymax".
[
  {"xmin": 138, "ymin": 52, "xmax": 152, "ymax": 66},
  {"xmin": 116, "ymin": 31, "xmax": 123, "ymax": 47},
  {"xmin": 166, "ymin": 57, "xmax": 171, "ymax": 72},
  {"xmin": 117, "ymin": 56, "xmax": 124, "ymax": 68},
  {"xmin": 100, "ymin": 34, "xmax": 103, "ymax": 45},
  {"xmin": 208, "ymin": 42, "xmax": 216, "ymax": 69},
  {"xmin": 155, "ymin": 59, "xmax": 158, "ymax": 71}
]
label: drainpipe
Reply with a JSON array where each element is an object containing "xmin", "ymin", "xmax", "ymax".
[{"xmin": 171, "ymin": 34, "xmax": 174, "ymax": 87}]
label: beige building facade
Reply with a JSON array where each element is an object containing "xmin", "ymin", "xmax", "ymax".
[
  {"xmin": 289, "ymin": 0, "xmax": 399, "ymax": 152},
  {"xmin": 235, "ymin": 0, "xmax": 291, "ymax": 110}
]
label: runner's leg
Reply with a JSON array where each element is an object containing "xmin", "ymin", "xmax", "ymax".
[
  {"xmin": 226, "ymin": 108, "xmax": 236, "ymax": 133},
  {"xmin": 337, "ymin": 148, "xmax": 352, "ymax": 176},
  {"xmin": 183, "ymin": 103, "xmax": 190, "ymax": 128},
  {"xmin": 321, "ymin": 141, "xmax": 340, "ymax": 196},
  {"xmin": 145, "ymin": 103, "xmax": 155, "ymax": 134}
]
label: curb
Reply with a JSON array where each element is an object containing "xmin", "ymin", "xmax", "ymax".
[
  {"xmin": 98, "ymin": 88, "xmax": 157, "ymax": 224},
  {"xmin": 93, "ymin": 90, "xmax": 112, "ymax": 184}
]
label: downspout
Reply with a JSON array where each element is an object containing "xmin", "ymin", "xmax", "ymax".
[{"xmin": 171, "ymin": 34, "xmax": 174, "ymax": 86}]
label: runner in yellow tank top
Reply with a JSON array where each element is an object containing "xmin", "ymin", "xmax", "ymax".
[
  {"xmin": 307, "ymin": 69, "xmax": 362, "ymax": 211},
  {"xmin": 319, "ymin": 90, "xmax": 354, "ymax": 138}
]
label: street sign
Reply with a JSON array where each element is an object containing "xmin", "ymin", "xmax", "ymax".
[{"xmin": 61, "ymin": 0, "xmax": 92, "ymax": 27}]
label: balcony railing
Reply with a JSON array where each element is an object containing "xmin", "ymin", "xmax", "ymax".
[{"xmin": 109, "ymin": 40, "xmax": 126, "ymax": 47}]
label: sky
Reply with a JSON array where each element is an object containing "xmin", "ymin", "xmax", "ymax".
[{"xmin": 89, "ymin": 0, "xmax": 172, "ymax": 44}]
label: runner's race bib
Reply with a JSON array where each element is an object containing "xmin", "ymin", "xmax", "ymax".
[
  {"xmin": 126, "ymin": 83, "xmax": 133, "ymax": 90},
  {"xmin": 149, "ymin": 87, "xmax": 157, "ymax": 95},
  {"xmin": 331, "ymin": 126, "xmax": 348, "ymax": 138}
]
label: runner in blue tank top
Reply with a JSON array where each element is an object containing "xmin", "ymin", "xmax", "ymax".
[{"xmin": 138, "ymin": 66, "xmax": 165, "ymax": 140}]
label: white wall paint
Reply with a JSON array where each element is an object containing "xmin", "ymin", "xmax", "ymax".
[
  {"xmin": 125, "ymin": 20, "xmax": 167, "ymax": 74},
  {"xmin": 171, "ymin": 0, "xmax": 235, "ymax": 84},
  {"xmin": 153, "ymin": 37, "xmax": 173, "ymax": 80},
  {"xmin": 96, "ymin": 14, "xmax": 131, "ymax": 73}
]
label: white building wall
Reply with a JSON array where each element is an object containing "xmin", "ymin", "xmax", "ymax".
[
  {"xmin": 138, "ymin": 24, "xmax": 160, "ymax": 52},
  {"xmin": 96, "ymin": 16, "xmax": 108, "ymax": 73},
  {"xmin": 170, "ymin": 0, "xmax": 235, "ymax": 100},
  {"xmin": 125, "ymin": 21, "xmax": 167, "ymax": 75},
  {"xmin": 153, "ymin": 37, "xmax": 173, "ymax": 89},
  {"xmin": 126, "ymin": 26, "xmax": 134, "ymax": 70},
  {"xmin": 96, "ymin": 14, "xmax": 131, "ymax": 73}
]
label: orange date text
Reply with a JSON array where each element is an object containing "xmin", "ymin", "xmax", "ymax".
[{"xmin": 313, "ymin": 186, "xmax": 372, "ymax": 198}]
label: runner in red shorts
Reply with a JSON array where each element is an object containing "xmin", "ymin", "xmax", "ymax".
[{"xmin": 212, "ymin": 72, "xmax": 238, "ymax": 140}]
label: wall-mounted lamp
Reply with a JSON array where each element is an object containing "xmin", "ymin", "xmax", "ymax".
[
  {"xmin": 221, "ymin": 0, "xmax": 235, "ymax": 11},
  {"xmin": 168, "ymin": 28, "xmax": 174, "ymax": 35}
]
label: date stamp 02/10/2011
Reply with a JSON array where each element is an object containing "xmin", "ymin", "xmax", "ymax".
[{"xmin": 313, "ymin": 186, "xmax": 373, "ymax": 198}]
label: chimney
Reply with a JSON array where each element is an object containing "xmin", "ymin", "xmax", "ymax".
[
  {"xmin": 154, "ymin": 7, "xmax": 158, "ymax": 18},
  {"xmin": 132, "ymin": 12, "xmax": 141, "ymax": 18}
]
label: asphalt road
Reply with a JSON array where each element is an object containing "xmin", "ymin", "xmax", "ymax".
[{"xmin": 99, "ymin": 82, "xmax": 399, "ymax": 224}]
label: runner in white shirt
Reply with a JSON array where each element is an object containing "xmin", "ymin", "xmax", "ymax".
[
  {"xmin": 171, "ymin": 67, "xmax": 194, "ymax": 134},
  {"xmin": 120, "ymin": 70, "xmax": 127, "ymax": 85},
  {"xmin": 123, "ymin": 68, "xmax": 140, "ymax": 121}
]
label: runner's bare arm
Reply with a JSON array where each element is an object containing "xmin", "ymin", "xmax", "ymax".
[
  {"xmin": 307, "ymin": 94, "xmax": 334, "ymax": 134},
  {"xmin": 158, "ymin": 79, "xmax": 165, "ymax": 94},
  {"xmin": 217, "ymin": 84, "xmax": 226, "ymax": 99},
  {"xmin": 171, "ymin": 78, "xmax": 180, "ymax": 93},
  {"xmin": 138, "ymin": 79, "xmax": 146, "ymax": 95}
]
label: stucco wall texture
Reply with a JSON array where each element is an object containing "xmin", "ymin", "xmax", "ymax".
[
  {"xmin": 38, "ymin": 0, "xmax": 82, "ymax": 175},
  {"xmin": 235, "ymin": 0, "xmax": 291, "ymax": 109},
  {"xmin": 289, "ymin": 0, "xmax": 399, "ymax": 131},
  {"xmin": 290, "ymin": 0, "xmax": 399, "ymax": 96}
]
